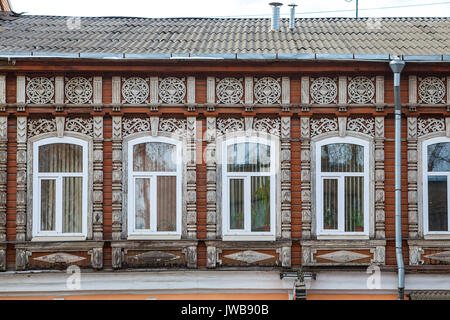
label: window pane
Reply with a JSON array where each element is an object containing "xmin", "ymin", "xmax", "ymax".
[
  {"xmin": 321, "ymin": 143, "xmax": 364, "ymax": 172},
  {"xmin": 133, "ymin": 142, "xmax": 176, "ymax": 172},
  {"xmin": 135, "ymin": 178, "xmax": 151, "ymax": 230},
  {"xmin": 345, "ymin": 176, "xmax": 364, "ymax": 232},
  {"xmin": 157, "ymin": 176, "xmax": 177, "ymax": 232},
  {"xmin": 323, "ymin": 179, "xmax": 338, "ymax": 230},
  {"xmin": 428, "ymin": 143, "xmax": 450, "ymax": 172},
  {"xmin": 39, "ymin": 143, "xmax": 83, "ymax": 173},
  {"xmin": 251, "ymin": 176, "xmax": 270, "ymax": 232},
  {"xmin": 428, "ymin": 176, "xmax": 448, "ymax": 231},
  {"xmin": 227, "ymin": 143, "xmax": 270, "ymax": 173},
  {"xmin": 229, "ymin": 179, "xmax": 244, "ymax": 230},
  {"xmin": 40, "ymin": 179, "xmax": 56, "ymax": 231},
  {"xmin": 62, "ymin": 177, "xmax": 82, "ymax": 233}
]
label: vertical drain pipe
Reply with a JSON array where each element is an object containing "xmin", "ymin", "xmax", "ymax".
[{"xmin": 389, "ymin": 56, "xmax": 406, "ymax": 300}]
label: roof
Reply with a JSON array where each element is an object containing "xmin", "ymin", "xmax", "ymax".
[{"xmin": 0, "ymin": 15, "xmax": 449, "ymax": 58}]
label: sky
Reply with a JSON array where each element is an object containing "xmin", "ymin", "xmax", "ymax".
[{"xmin": 9, "ymin": 0, "xmax": 450, "ymax": 18}]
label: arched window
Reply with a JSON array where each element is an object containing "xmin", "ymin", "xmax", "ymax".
[
  {"xmin": 222, "ymin": 136, "xmax": 276, "ymax": 240},
  {"xmin": 32, "ymin": 137, "xmax": 88, "ymax": 238},
  {"xmin": 315, "ymin": 137, "xmax": 369, "ymax": 236},
  {"xmin": 423, "ymin": 138, "xmax": 450, "ymax": 234},
  {"xmin": 127, "ymin": 137, "xmax": 182, "ymax": 238}
]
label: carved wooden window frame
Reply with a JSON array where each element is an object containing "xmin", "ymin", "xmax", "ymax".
[
  {"xmin": 419, "ymin": 135, "xmax": 450, "ymax": 239},
  {"xmin": 28, "ymin": 134, "xmax": 93, "ymax": 241},
  {"xmin": 311, "ymin": 134, "xmax": 375, "ymax": 240},
  {"xmin": 217, "ymin": 132, "xmax": 280, "ymax": 241},
  {"xmin": 122, "ymin": 131, "xmax": 188, "ymax": 240},
  {"xmin": 126, "ymin": 136, "xmax": 183, "ymax": 240}
]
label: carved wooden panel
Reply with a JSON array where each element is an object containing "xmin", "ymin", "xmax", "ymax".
[
  {"xmin": 28, "ymin": 251, "xmax": 90, "ymax": 270},
  {"xmin": 313, "ymin": 249, "xmax": 372, "ymax": 264},
  {"xmin": 220, "ymin": 249, "xmax": 279, "ymax": 267},
  {"xmin": 123, "ymin": 250, "xmax": 186, "ymax": 268}
]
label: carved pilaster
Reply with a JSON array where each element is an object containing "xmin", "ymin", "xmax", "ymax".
[
  {"xmin": 338, "ymin": 76, "xmax": 347, "ymax": 105},
  {"xmin": 93, "ymin": 76, "xmax": 102, "ymax": 105},
  {"xmin": 206, "ymin": 76, "xmax": 215, "ymax": 111},
  {"xmin": 282, "ymin": 76, "xmax": 290, "ymax": 105},
  {"xmin": 187, "ymin": 76, "xmax": 195, "ymax": 104},
  {"xmin": 409, "ymin": 246, "xmax": 424, "ymax": 265},
  {"xmin": 407, "ymin": 117, "xmax": 419, "ymax": 239},
  {"xmin": 447, "ymin": 77, "xmax": 450, "ymax": 107},
  {"xmin": 207, "ymin": 245, "xmax": 216, "ymax": 269},
  {"xmin": 149, "ymin": 77, "xmax": 159, "ymax": 104},
  {"xmin": 186, "ymin": 117, "xmax": 197, "ymax": 240},
  {"xmin": 0, "ymin": 116, "xmax": 7, "ymax": 270},
  {"xmin": 300, "ymin": 117, "xmax": 311, "ymax": 239},
  {"xmin": 93, "ymin": 116, "xmax": 104, "ymax": 240},
  {"xmin": 375, "ymin": 76, "xmax": 384, "ymax": 111},
  {"xmin": 206, "ymin": 117, "xmax": 217, "ymax": 241},
  {"xmin": 16, "ymin": 117, "xmax": 27, "ymax": 242},
  {"xmin": 409, "ymin": 76, "xmax": 417, "ymax": 104},
  {"xmin": 446, "ymin": 117, "xmax": 450, "ymax": 138},
  {"xmin": 280, "ymin": 246, "xmax": 291, "ymax": 268},
  {"xmin": 281, "ymin": 117, "xmax": 291, "ymax": 241},
  {"xmin": 55, "ymin": 76, "xmax": 64, "ymax": 104},
  {"xmin": 245, "ymin": 77, "xmax": 253, "ymax": 104},
  {"xmin": 112, "ymin": 76, "xmax": 121, "ymax": 110},
  {"xmin": 301, "ymin": 76, "xmax": 309, "ymax": 105},
  {"xmin": 89, "ymin": 247, "xmax": 103, "ymax": 270},
  {"xmin": 375, "ymin": 117, "xmax": 386, "ymax": 239},
  {"xmin": 185, "ymin": 245, "xmax": 197, "ymax": 268},
  {"xmin": 111, "ymin": 116, "xmax": 123, "ymax": 245},
  {"xmin": 17, "ymin": 76, "xmax": 25, "ymax": 104},
  {"xmin": 0, "ymin": 75, "xmax": 5, "ymax": 105},
  {"xmin": 338, "ymin": 117, "xmax": 347, "ymax": 137}
]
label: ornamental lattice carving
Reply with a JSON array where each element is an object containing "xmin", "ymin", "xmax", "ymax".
[
  {"xmin": 310, "ymin": 77, "xmax": 337, "ymax": 104},
  {"xmin": 253, "ymin": 118, "xmax": 281, "ymax": 136},
  {"xmin": 254, "ymin": 77, "xmax": 281, "ymax": 104},
  {"xmin": 26, "ymin": 77, "xmax": 54, "ymax": 104},
  {"xmin": 348, "ymin": 76, "xmax": 375, "ymax": 104},
  {"xmin": 28, "ymin": 118, "xmax": 57, "ymax": 138},
  {"xmin": 65, "ymin": 77, "xmax": 93, "ymax": 104},
  {"xmin": 417, "ymin": 117, "xmax": 445, "ymax": 137},
  {"xmin": 418, "ymin": 77, "xmax": 446, "ymax": 104},
  {"xmin": 159, "ymin": 77, "xmax": 186, "ymax": 104},
  {"xmin": 216, "ymin": 78, "xmax": 243, "ymax": 104},
  {"xmin": 346, "ymin": 117, "xmax": 375, "ymax": 136},
  {"xmin": 122, "ymin": 77, "xmax": 149, "ymax": 104},
  {"xmin": 122, "ymin": 117, "xmax": 150, "ymax": 137},
  {"xmin": 159, "ymin": 118, "xmax": 187, "ymax": 135},
  {"xmin": 217, "ymin": 118, "xmax": 245, "ymax": 136},
  {"xmin": 310, "ymin": 118, "xmax": 338, "ymax": 137},
  {"xmin": 65, "ymin": 117, "xmax": 93, "ymax": 136}
]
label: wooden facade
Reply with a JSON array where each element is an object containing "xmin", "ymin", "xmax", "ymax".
[{"xmin": 0, "ymin": 58, "xmax": 449, "ymax": 299}]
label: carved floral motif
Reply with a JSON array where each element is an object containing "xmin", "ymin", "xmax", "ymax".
[
  {"xmin": 418, "ymin": 76, "xmax": 446, "ymax": 104},
  {"xmin": 348, "ymin": 76, "xmax": 375, "ymax": 104},
  {"xmin": 159, "ymin": 118, "xmax": 187, "ymax": 135},
  {"xmin": 159, "ymin": 77, "xmax": 186, "ymax": 104},
  {"xmin": 217, "ymin": 118, "xmax": 245, "ymax": 136},
  {"xmin": 253, "ymin": 118, "xmax": 281, "ymax": 136},
  {"xmin": 65, "ymin": 117, "xmax": 94, "ymax": 136},
  {"xmin": 28, "ymin": 118, "xmax": 57, "ymax": 138},
  {"xmin": 310, "ymin": 118, "xmax": 338, "ymax": 137},
  {"xmin": 65, "ymin": 77, "xmax": 93, "ymax": 104},
  {"xmin": 346, "ymin": 117, "xmax": 375, "ymax": 136},
  {"xmin": 122, "ymin": 77, "xmax": 149, "ymax": 104},
  {"xmin": 417, "ymin": 117, "xmax": 445, "ymax": 137},
  {"xmin": 310, "ymin": 77, "xmax": 337, "ymax": 104},
  {"xmin": 216, "ymin": 78, "xmax": 243, "ymax": 104},
  {"xmin": 122, "ymin": 118, "xmax": 150, "ymax": 137},
  {"xmin": 254, "ymin": 77, "xmax": 281, "ymax": 104},
  {"xmin": 26, "ymin": 77, "xmax": 54, "ymax": 104}
]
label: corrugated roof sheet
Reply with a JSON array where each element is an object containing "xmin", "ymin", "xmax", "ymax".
[{"xmin": 0, "ymin": 15, "xmax": 449, "ymax": 55}]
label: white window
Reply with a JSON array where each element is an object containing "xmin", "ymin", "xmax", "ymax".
[
  {"xmin": 423, "ymin": 137, "xmax": 450, "ymax": 234},
  {"xmin": 127, "ymin": 136, "xmax": 182, "ymax": 239},
  {"xmin": 316, "ymin": 137, "xmax": 369, "ymax": 237},
  {"xmin": 32, "ymin": 137, "xmax": 88, "ymax": 239},
  {"xmin": 222, "ymin": 136, "xmax": 276, "ymax": 241}
]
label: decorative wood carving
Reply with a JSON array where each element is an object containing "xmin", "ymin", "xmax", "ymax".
[
  {"xmin": 16, "ymin": 116, "xmax": 27, "ymax": 270},
  {"xmin": 346, "ymin": 117, "xmax": 375, "ymax": 136},
  {"xmin": 338, "ymin": 76, "xmax": 347, "ymax": 105},
  {"xmin": 27, "ymin": 118, "xmax": 57, "ymax": 138},
  {"xmin": 207, "ymin": 76, "xmax": 215, "ymax": 105},
  {"xmin": 254, "ymin": 77, "xmax": 281, "ymax": 104},
  {"xmin": 186, "ymin": 117, "xmax": 197, "ymax": 240},
  {"xmin": 54, "ymin": 76, "xmax": 64, "ymax": 105},
  {"xmin": 206, "ymin": 117, "xmax": 217, "ymax": 245},
  {"xmin": 407, "ymin": 117, "xmax": 419, "ymax": 238},
  {"xmin": 300, "ymin": 117, "xmax": 311, "ymax": 239},
  {"xmin": 0, "ymin": 75, "xmax": 5, "ymax": 105},
  {"xmin": 26, "ymin": 77, "xmax": 54, "ymax": 104},
  {"xmin": 310, "ymin": 117, "xmax": 338, "ymax": 137},
  {"xmin": 348, "ymin": 76, "xmax": 375, "ymax": 104},
  {"xmin": 16, "ymin": 76, "xmax": 26, "ymax": 106},
  {"xmin": 149, "ymin": 76, "xmax": 159, "ymax": 104},
  {"xmin": 375, "ymin": 76, "xmax": 384, "ymax": 111},
  {"xmin": 111, "ymin": 116, "xmax": 123, "ymax": 247},
  {"xmin": 65, "ymin": 77, "xmax": 93, "ymax": 104},
  {"xmin": 244, "ymin": 77, "xmax": 253, "ymax": 104},
  {"xmin": 216, "ymin": 78, "xmax": 243, "ymax": 104},
  {"xmin": 282, "ymin": 77, "xmax": 290, "ymax": 105},
  {"xmin": 93, "ymin": 76, "xmax": 102, "ymax": 106},
  {"xmin": 122, "ymin": 77, "xmax": 149, "ymax": 104},
  {"xmin": 281, "ymin": 117, "xmax": 291, "ymax": 245},
  {"xmin": 0, "ymin": 116, "xmax": 7, "ymax": 271},
  {"xmin": 112, "ymin": 76, "xmax": 121, "ymax": 108},
  {"xmin": 409, "ymin": 75, "xmax": 417, "ymax": 104},
  {"xmin": 159, "ymin": 77, "xmax": 186, "ymax": 104},
  {"xmin": 374, "ymin": 117, "xmax": 386, "ymax": 239},
  {"xmin": 310, "ymin": 77, "xmax": 337, "ymax": 104},
  {"xmin": 301, "ymin": 76, "xmax": 310, "ymax": 105},
  {"xmin": 417, "ymin": 117, "xmax": 445, "ymax": 137},
  {"xmin": 93, "ymin": 116, "xmax": 103, "ymax": 241},
  {"xmin": 418, "ymin": 76, "xmax": 446, "ymax": 104}
]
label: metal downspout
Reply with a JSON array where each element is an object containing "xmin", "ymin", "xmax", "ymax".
[{"xmin": 389, "ymin": 57, "xmax": 406, "ymax": 300}]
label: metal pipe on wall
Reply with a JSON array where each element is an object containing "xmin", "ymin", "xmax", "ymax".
[{"xmin": 389, "ymin": 56, "xmax": 406, "ymax": 300}]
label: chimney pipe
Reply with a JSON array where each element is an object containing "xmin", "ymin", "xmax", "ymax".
[
  {"xmin": 269, "ymin": 2, "xmax": 283, "ymax": 32},
  {"xmin": 288, "ymin": 3, "xmax": 297, "ymax": 30}
]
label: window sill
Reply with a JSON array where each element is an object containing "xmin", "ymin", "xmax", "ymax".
[
  {"xmin": 31, "ymin": 236, "xmax": 87, "ymax": 242},
  {"xmin": 127, "ymin": 234, "xmax": 182, "ymax": 240},
  {"xmin": 424, "ymin": 234, "xmax": 450, "ymax": 240},
  {"xmin": 316, "ymin": 234, "xmax": 370, "ymax": 240},
  {"xmin": 222, "ymin": 235, "xmax": 276, "ymax": 241}
]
